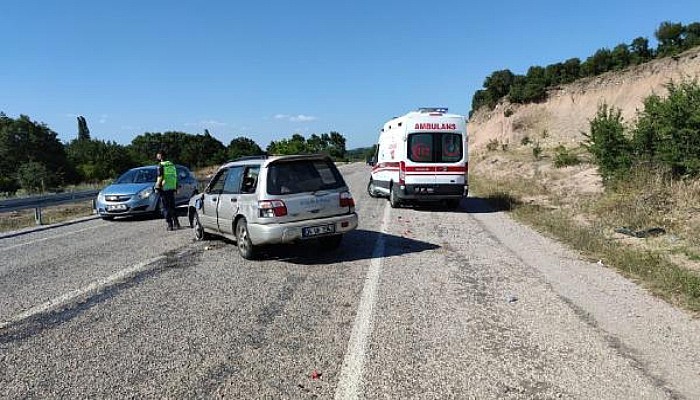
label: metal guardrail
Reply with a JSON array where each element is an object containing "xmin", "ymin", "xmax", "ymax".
[
  {"xmin": 0, "ymin": 190, "xmax": 100, "ymax": 213},
  {"xmin": 0, "ymin": 179, "xmax": 210, "ymax": 225},
  {"xmin": 0, "ymin": 190, "xmax": 101, "ymax": 225}
]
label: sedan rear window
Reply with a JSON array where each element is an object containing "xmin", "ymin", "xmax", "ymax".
[{"xmin": 267, "ymin": 160, "xmax": 345, "ymax": 195}]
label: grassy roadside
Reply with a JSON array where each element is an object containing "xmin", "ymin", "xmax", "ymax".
[
  {"xmin": 471, "ymin": 172, "xmax": 700, "ymax": 314},
  {"xmin": 0, "ymin": 200, "xmax": 96, "ymax": 233}
]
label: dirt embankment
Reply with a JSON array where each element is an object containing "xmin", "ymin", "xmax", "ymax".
[
  {"xmin": 469, "ymin": 46, "xmax": 700, "ymax": 151},
  {"xmin": 467, "ymin": 46, "xmax": 700, "ymax": 199}
]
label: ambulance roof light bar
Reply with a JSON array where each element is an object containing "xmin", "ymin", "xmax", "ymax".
[{"xmin": 417, "ymin": 107, "xmax": 448, "ymax": 114}]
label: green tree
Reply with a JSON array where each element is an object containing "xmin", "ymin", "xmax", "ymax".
[
  {"xmin": 0, "ymin": 114, "xmax": 74, "ymax": 192},
  {"xmin": 267, "ymin": 133, "xmax": 308, "ymax": 155},
  {"xmin": 66, "ymin": 138, "xmax": 135, "ymax": 182},
  {"xmin": 227, "ymin": 136, "xmax": 263, "ymax": 160},
  {"xmin": 611, "ymin": 43, "xmax": 631, "ymax": 70},
  {"xmin": 656, "ymin": 21, "xmax": 685, "ymax": 56},
  {"xmin": 484, "ymin": 69, "xmax": 516, "ymax": 100},
  {"xmin": 684, "ymin": 22, "xmax": 700, "ymax": 49},
  {"xmin": 129, "ymin": 131, "xmax": 226, "ymax": 168},
  {"xmin": 327, "ymin": 131, "xmax": 347, "ymax": 159},
  {"xmin": 583, "ymin": 104, "xmax": 633, "ymax": 182},
  {"xmin": 630, "ymin": 37, "xmax": 653, "ymax": 64},
  {"xmin": 585, "ymin": 48, "xmax": 613, "ymax": 75},
  {"xmin": 561, "ymin": 58, "xmax": 581, "ymax": 83},
  {"xmin": 633, "ymin": 80, "xmax": 700, "ymax": 176},
  {"xmin": 17, "ymin": 161, "xmax": 53, "ymax": 193},
  {"xmin": 77, "ymin": 116, "xmax": 90, "ymax": 141},
  {"xmin": 471, "ymin": 89, "xmax": 496, "ymax": 112}
]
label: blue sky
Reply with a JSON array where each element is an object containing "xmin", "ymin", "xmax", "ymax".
[{"xmin": 1, "ymin": 1, "xmax": 699, "ymax": 149}]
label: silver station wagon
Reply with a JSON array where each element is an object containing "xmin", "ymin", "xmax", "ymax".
[{"xmin": 188, "ymin": 154, "xmax": 358, "ymax": 259}]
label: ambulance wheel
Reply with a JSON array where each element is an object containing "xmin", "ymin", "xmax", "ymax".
[
  {"xmin": 390, "ymin": 185, "xmax": 401, "ymax": 208},
  {"xmin": 367, "ymin": 179, "xmax": 378, "ymax": 198}
]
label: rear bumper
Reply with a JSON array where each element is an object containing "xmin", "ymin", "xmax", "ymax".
[
  {"xmin": 398, "ymin": 183, "xmax": 468, "ymax": 201},
  {"xmin": 247, "ymin": 213, "xmax": 358, "ymax": 245}
]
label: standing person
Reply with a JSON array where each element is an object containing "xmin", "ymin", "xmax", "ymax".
[{"xmin": 155, "ymin": 150, "xmax": 181, "ymax": 231}]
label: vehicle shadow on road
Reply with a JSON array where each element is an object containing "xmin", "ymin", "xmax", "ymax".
[
  {"xmin": 407, "ymin": 196, "xmax": 517, "ymax": 214},
  {"xmin": 260, "ymin": 229, "xmax": 441, "ymax": 265},
  {"xmin": 107, "ymin": 206, "xmax": 188, "ymax": 223}
]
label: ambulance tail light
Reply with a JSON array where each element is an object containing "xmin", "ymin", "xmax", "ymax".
[
  {"xmin": 339, "ymin": 191, "xmax": 355, "ymax": 208},
  {"xmin": 259, "ymin": 200, "xmax": 287, "ymax": 218},
  {"xmin": 399, "ymin": 161, "xmax": 406, "ymax": 185}
]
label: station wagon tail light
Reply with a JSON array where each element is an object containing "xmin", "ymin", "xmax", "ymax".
[
  {"xmin": 339, "ymin": 191, "xmax": 355, "ymax": 208},
  {"xmin": 399, "ymin": 161, "xmax": 406, "ymax": 185},
  {"xmin": 259, "ymin": 200, "xmax": 287, "ymax": 217}
]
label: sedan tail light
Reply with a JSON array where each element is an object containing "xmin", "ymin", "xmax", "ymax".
[
  {"xmin": 339, "ymin": 191, "xmax": 355, "ymax": 208},
  {"xmin": 259, "ymin": 200, "xmax": 287, "ymax": 217}
]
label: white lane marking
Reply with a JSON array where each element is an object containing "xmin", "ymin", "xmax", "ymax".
[
  {"xmin": 0, "ymin": 255, "xmax": 166, "ymax": 330},
  {"xmin": 0, "ymin": 222, "xmax": 111, "ymax": 252},
  {"xmin": 335, "ymin": 203, "xmax": 391, "ymax": 400}
]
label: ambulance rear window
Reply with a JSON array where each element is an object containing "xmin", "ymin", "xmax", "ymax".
[{"xmin": 408, "ymin": 133, "xmax": 463, "ymax": 163}]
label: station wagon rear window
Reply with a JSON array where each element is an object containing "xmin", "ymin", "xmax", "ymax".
[
  {"xmin": 267, "ymin": 160, "xmax": 345, "ymax": 195},
  {"xmin": 408, "ymin": 133, "xmax": 463, "ymax": 163}
]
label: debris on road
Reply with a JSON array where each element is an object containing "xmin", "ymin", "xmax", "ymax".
[
  {"xmin": 507, "ymin": 295, "xmax": 518, "ymax": 304},
  {"xmin": 310, "ymin": 370, "xmax": 322, "ymax": 380}
]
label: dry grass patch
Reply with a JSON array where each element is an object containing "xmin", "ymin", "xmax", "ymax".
[{"xmin": 471, "ymin": 169, "xmax": 700, "ymax": 314}]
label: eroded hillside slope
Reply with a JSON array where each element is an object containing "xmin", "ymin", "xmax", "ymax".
[{"xmin": 469, "ymin": 46, "xmax": 700, "ymax": 151}]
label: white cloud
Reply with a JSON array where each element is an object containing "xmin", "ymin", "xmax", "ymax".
[
  {"xmin": 184, "ymin": 120, "xmax": 229, "ymax": 128},
  {"xmin": 291, "ymin": 114, "xmax": 317, "ymax": 122},
  {"xmin": 273, "ymin": 114, "xmax": 318, "ymax": 122}
]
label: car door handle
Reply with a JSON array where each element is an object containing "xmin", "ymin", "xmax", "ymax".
[
  {"xmin": 230, "ymin": 198, "xmax": 237, "ymax": 202},
  {"xmin": 211, "ymin": 197, "xmax": 218, "ymax": 202}
]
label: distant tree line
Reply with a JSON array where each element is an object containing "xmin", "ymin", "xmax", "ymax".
[
  {"xmin": 471, "ymin": 21, "xmax": 700, "ymax": 114},
  {"xmin": 0, "ymin": 113, "xmax": 349, "ymax": 194},
  {"xmin": 584, "ymin": 80, "xmax": 700, "ymax": 183},
  {"xmin": 266, "ymin": 132, "xmax": 347, "ymax": 159}
]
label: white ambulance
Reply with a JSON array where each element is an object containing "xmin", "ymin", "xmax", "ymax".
[{"xmin": 367, "ymin": 108, "xmax": 468, "ymax": 208}]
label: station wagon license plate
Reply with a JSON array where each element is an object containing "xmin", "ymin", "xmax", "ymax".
[
  {"xmin": 302, "ymin": 224, "xmax": 335, "ymax": 238},
  {"xmin": 107, "ymin": 204, "xmax": 127, "ymax": 211}
]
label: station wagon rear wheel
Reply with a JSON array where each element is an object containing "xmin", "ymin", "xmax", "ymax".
[{"xmin": 236, "ymin": 217, "xmax": 257, "ymax": 260}]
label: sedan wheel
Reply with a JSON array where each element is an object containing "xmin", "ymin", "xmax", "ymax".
[{"xmin": 236, "ymin": 217, "xmax": 257, "ymax": 260}]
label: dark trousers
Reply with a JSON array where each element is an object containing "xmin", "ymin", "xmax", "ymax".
[{"xmin": 160, "ymin": 189, "xmax": 180, "ymax": 228}]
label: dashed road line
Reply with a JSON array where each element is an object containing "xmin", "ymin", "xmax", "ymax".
[
  {"xmin": 0, "ymin": 255, "xmax": 166, "ymax": 330},
  {"xmin": 334, "ymin": 203, "xmax": 391, "ymax": 400},
  {"xmin": 0, "ymin": 222, "xmax": 111, "ymax": 252}
]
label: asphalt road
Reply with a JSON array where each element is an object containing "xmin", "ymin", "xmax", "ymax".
[{"xmin": 1, "ymin": 163, "xmax": 698, "ymax": 399}]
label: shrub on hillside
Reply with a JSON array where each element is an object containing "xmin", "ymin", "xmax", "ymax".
[
  {"xmin": 632, "ymin": 80, "xmax": 700, "ymax": 177},
  {"xmin": 532, "ymin": 141, "xmax": 543, "ymax": 159},
  {"xmin": 583, "ymin": 104, "xmax": 633, "ymax": 183},
  {"xmin": 553, "ymin": 145, "xmax": 581, "ymax": 168},
  {"xmin": 486, "ymin": 139, "xmax": 500, "ymax": 152}
]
